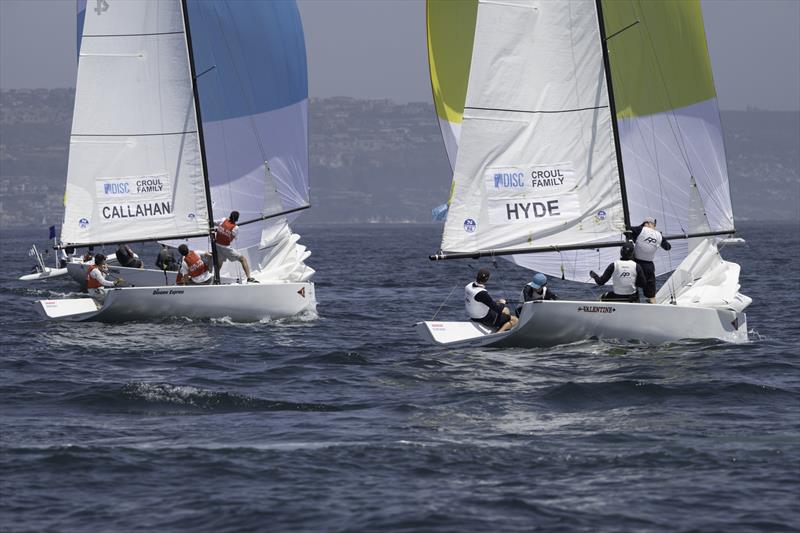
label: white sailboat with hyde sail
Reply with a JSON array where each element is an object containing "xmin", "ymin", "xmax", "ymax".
[
  {"xmin": 416, "ymin": 0, "xmax": 750, "ymax": 347},
  {"xmin": 36, "ymin": 0, "xmax": 316, "ymax": 322}
]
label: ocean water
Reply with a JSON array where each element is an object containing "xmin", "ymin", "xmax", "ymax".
[{"xmin": 1, "ymin": 221, "xmax": 798, "ymax": 532}]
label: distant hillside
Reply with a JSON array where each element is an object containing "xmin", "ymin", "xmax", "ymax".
[{"xmin": 0, "ymin": 89, "xmax": 797, "ymax": 228}]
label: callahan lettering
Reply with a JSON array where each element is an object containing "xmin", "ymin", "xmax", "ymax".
[
  {"xmin": 102, "ymin": 202, "xmax": 171, "ymax": 219},
  {"xmin": 506, "ymin": 200, "xmax": 560, "ymax": 220},
  {"xmin": 531, "ymin": 169, "xmax": 565, "ymax": 188}
]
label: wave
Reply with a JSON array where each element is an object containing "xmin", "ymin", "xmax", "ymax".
[{"xmin": 67, "ymin": 382, "xmax": 356, "ymax": 413}]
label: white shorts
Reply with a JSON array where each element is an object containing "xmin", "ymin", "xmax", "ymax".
[{"xmin": 216, "ymin": 245, "xmax": 242, "ymax": 262}]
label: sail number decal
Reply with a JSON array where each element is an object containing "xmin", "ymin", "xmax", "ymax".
[
  {"xmin": 484, "ymin": 163, "xmax": 580, "ymax": 225},
  {"xmin": 95, "ymin": 174, "xmax": 173, "ymax": 221}
]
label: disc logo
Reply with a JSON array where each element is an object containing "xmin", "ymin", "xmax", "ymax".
[
  {"xmin": 79, "ymin": 218, "xmax": 90, "ymax": 229},
  {"xmin": 463, "ymin": 219, "xmax": 476, "ymax": 233},
  {"xmin": 597, "ymin": 210, "xmax": 607, "ymax": 220}
]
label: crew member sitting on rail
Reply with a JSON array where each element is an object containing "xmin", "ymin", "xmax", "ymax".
[
  {"xmin": 86, "ymin": 253, "xmax": 122, "ymax": 303},
  {"xmin": 115, "ymin": 243, "xmax": 143, "ymax": 269},
  {"xmin": 465, "ymin": 267, "xmax": 518, "ymax": 333},
  {"xmin": 589, "ymin": 242, "xmax": 646, "ymax": 302},
  {"xmin": 176, "ymin": 244, "xmax": 213, "ymax": 285},
  {"xmin": 517, "ymin": 272, "xmax": 559, "ymax": 316}
]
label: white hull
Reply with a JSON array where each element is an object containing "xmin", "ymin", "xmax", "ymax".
[
  {"xmin": 416, "ymin": 300, "xmax": 748, "ymax": 348},
  {"xmin": 19, "ymin": 267, "xmax": 68, "ymax": 281},
  {"xmin": 35, "ymin": 282, "xmax": 316, "ymax": 323},
  {"xmin": 66, "ymin": 262, "xmax": 239, "ymax": 289}
]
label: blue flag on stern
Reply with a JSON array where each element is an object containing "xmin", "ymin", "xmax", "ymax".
[{"xmin": 48, "ymin": 225, "xmax": 56, "ymax": 240}]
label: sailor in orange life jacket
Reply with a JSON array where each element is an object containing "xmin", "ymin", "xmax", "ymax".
[
  {"xmin": 86, "ymin": 253, "xmax": 122, "ymax": 303},
  {"xmin": 176, "ymin": 244, "xmax": 214, "ymax": 285},
  {"xmin": 213, "ymin": 210, "xmax": 258, "ymax": 283}
]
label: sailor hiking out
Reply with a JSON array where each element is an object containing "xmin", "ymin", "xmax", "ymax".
[
  {"xmin": 589, "ymin": 242, "xmax": 646, "ymax": 302},
  {"xmin": 465, "ymin": 268, "xmax": 518, "ymax": 332}
]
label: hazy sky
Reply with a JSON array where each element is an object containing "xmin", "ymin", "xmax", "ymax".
[{"xmin": 1, "ymin": 0, "xmax": 798, "ymax": 111}]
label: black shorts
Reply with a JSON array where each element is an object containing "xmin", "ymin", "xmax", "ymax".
[
  {"xmin": 635, "ymin": 259, "xmax": 657, "ymax": 298},
  {"xmin": 601, "ymin": 291, "xmax": 639, "ymax": 303},
  {"xmin": 473, "ymin": 309, "xmax": 510, "ymax": 330}
]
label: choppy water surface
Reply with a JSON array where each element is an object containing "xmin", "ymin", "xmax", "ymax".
[{"xmin": 1, "ymin": 222, "xmax": 798, "ymax": 531}]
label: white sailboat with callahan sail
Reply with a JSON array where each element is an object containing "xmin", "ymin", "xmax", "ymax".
[
  {"xmin": 416, "ymin": 0, "xmax": 750, "ymax": 347},
  {"xmin": 36, "ymin": 0, "xmax": 316, "ymax": 322}
]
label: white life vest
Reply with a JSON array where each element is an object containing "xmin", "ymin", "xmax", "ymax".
[
  {"xmin": 464, "ymin": 282, "xmax": 490, "ymax": 319},
  {"xmin": 634, "ymin": 226, "xmax": 662, "ymax": 261},
  {"xmin": 612, "ymin": 259, "xmax": 638, "ymax": 295}
]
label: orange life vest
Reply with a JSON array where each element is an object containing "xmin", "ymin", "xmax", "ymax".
[
  {"xmin": 184, "ymin": 251, "xmax": 207, "ymax": 279},
  {"xmin": 215, "ymin": 219, "xmax": 237, "ymax": 246},
  {"xmin": 86, "ymin": 264, "xmax": 102, "ymax": 289}
]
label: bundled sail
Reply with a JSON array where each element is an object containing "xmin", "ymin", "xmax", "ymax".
[{"xmin": 429, "ymin": 0, "xmax": 735, "ymax": 282}]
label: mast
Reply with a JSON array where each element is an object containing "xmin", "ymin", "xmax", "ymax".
[
  {"xmin": 595, "ymin": 0, "xmax": 632, "ymax": 232},
  {"xmin": 181, "ymin": 0, "xmax": 221, "ymax": 284}
]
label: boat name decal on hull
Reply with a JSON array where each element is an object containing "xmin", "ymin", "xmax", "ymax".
[
  {"xmin": 577, "ymin": 305, "xmax": 615, "ymax": 313},
  {"xmin": 152, "ymin": 289, "xmax": 184, "ymax": 295}
]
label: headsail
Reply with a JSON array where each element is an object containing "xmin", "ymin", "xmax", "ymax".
[
  {"xmin": 429, "ymin": 0, "xmax": 735, "ymax": 283},
  {"xmin": 62, "ymin": 0, "xmax": 210, "ymax": 247},
  {"xmin": 427, "ymin": 0, "xmax": 478, "ymax": 170},
  {"xmin": 603, "ymin": 0, "xmax": 735, "ymax": 263}
]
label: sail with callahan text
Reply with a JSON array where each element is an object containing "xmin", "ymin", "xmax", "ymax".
[
  {"xmin": 62, "ymin": 0, "xmax": 210, "ymax": 247},
  {"xmin": 430, "ymin": 0, "xmax": 735, "ymax": 282}
]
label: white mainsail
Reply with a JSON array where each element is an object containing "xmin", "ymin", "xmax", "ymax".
[
  {"xmin": 62, "ymin": 0, "xmax": 210, "ymax": 246},
  {"xmin": 441, "ymin": 0, "xmax": 625, "ymax": 263}
]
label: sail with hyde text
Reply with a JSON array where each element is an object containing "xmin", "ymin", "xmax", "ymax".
[{"xmin": 428, "ymin": 0, "xmax": 735, "ymax": 283}]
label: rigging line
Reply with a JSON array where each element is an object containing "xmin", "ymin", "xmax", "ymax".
[
  {"xmin": 83, "ymin": 31, "xmax": 185, "ymax": 38},
  {"xmin": 634, "ymin": 0, "xmax": 695, "ymax": 176},
  {"xmin": 604, "ymin": 20, "xmax": 640, "ymax": 42},
  {"xmin": 431, "ymin": 283, "xmax": 459, "ymax": 321},
  {"xmin": 491, "ymin": 256, "xmax": 511, "ymax": 304},
  {"xmin": 71, "ymin": 131, "xmax": 197, "ymax": 137},
  {"xmin": 464, "ymin": 105, "xmax": 608, "ymax": 115}
]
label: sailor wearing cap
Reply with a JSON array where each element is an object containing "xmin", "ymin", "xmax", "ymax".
[
  {"xmin": 630, "ymin": 217, "xmax": 672, "ymax": 303},
  {"xmin": 522, "ymin": 273, "xmax": 559, "ymax": 303},
  {"xmin": 465, "ymin": 268, "xmax": 518, "ymax": 332}
]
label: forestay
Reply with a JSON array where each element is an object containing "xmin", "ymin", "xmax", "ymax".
[{"xmin": 62, "ymin": 0, "xmax": 210, "ymax": 247}]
